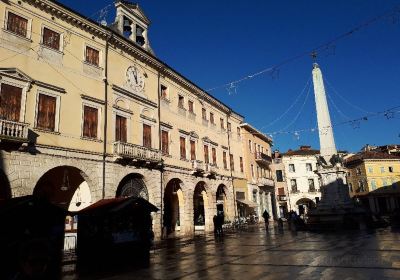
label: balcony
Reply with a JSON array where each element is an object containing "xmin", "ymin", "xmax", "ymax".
[
  {"xmin": 205, "ymin": 163, "xmax": 217, "ymax": 175},
  {"xmin": 191, "ymin": 160, "xmax": 205, "ymax": 174},
  {"xmin": 257, "ymin": 177, "xmax": 275, "ymax": 187},
  {"xmin": 113, "ymin": 141, "xmax": 161, "ymax": 162},
  {"xmin": 308, "ymin": 188, "xmax": 320, "ymax": 193},
  {"xmin": 255, "ymin": 152, "xmax": 272, "ymax": 165},
  {"xmin": 0, "ymin": 119, "xmax": 29, "ymax": 142}
]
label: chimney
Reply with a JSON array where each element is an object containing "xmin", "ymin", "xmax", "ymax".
[{"xmin": 300, "ymin": 145, "xmax": 311, "ymax": 151}]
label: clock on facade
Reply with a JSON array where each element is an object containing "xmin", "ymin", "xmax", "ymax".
[{"xmin": 126, "ymin": 65, "xmax": 145, "ymax": 92}]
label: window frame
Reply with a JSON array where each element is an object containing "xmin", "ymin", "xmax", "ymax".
[
  {"xmin": 289, "ymin": 164, "xmax": 295, "ymax": 173},
  {"xmin": 34, "ymin": 90, "xmax": 61, "ymax": 132},
  {"xmin": 179, "ymin": 135, "xmax": 187, "ymax": 160},
  {"xmin": 84, "ymin": 44, "xmax": 102, "ymax": 68},
  {"xmin": 0, "ymin": 78, "xmax": 29, "ymax": 123},
  {"xmin": 40, "ymin": 25, "xmax": 63, "ymax": 52},
  {"xmin": 81, "ymin": 101, "xmax": 101, "ymax": 140},
  {"xmin": 161, "ymin": 129, "xmax": 170, "ymax": 155},
  {"xmin": 4, "ymin": 10, "xmax": 32, "ymax": 39},
  {"xmin": 112, "ymin": 108, "xmax": 131, "ymax": 143}
]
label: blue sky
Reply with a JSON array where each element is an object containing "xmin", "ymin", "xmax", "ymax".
[{"xmin": 60, "ymin": 0, "xmax": 400, "ymax": 153}]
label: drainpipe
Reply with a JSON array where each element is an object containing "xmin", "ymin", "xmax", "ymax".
[
  {"xmin": 157, "ymin": 69, "xmax": 164, "ymax": 239},
  {"xmin": 226, "ymin": 110, "xmax": 238, "ymax": 220},
  {"xmin": 102, "ymin": 34, "xmax": 112, "ymax": 199}
]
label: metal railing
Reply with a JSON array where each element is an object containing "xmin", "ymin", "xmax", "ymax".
[
  {"xmin": 257, "ymin": 177, "xmax": 275, "ymax": 186},
  {"xmin": 255, "ymin": 152, "xmax": 272, "ymax": 164},
  {"xmin": 113, "ymin": 141, "xmax": 161, "ymax": 162},
  {"xmin": 0, "ymin": 119, "xmax": 29, "ymax": 140}
]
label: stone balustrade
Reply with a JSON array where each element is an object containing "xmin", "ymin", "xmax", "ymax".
[
  {"xmin": 0, "ymin": 119, "xmax": 29, "ymax": 140},
  {"xmin": 113, "ymin": 141, "xmax": 161, "ymax": 162}
]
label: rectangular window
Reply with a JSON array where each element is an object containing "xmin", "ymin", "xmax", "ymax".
[
  {"xmin": 220, "ymin": 118, "xmax": 224, "ymax": 129},
  {"xmin": 82, "ymin": 105, "xmax": 98, "ymax": 139},
  {"xmin": 190, "ymin": 140, "xmax": 196, "ymax": 160},
  {"xmin": 389, "ymin": 166, "xmax": 394, "ymax": 173},
  {"xmin": 143, "ymin": 124, "xmax": 151, "ymax": 148},
  {"xmin": 254, "ymin": 143, "xmax": 257, "ymax": 153},
  {"xmin": 178, "ymin": 95, "xmax": 184, "ymax": 108},
  {"xmin": 180, "ymin": 136, "xmax": 186, "ymax": 159},
  {"xmin": 371, "ymin": 180, "xmax": 377, "ymax": 190},
  {"xmin": 212, "ymin": 147, "xmax": 217, "ymax": 165},
  {"xmin": 256, "ymin": 166, "xmax": 260, "ymax": 178},
  {"xmin": 115, "ymin": 115, "xmax": 127, "ymax": 142},
  {"xmin": 380, "ymin": 167, "xmax": 385, "ymax": 173},
  {"xmin": 356, "ymin": 168, "xmax": 362, "ymax": 175},
  {"xmin": 289, "ymin": 164, "xmax": 295, "ymax": 173},
  {"xmin": 202, "ymin": 108, "xmax": 207, "ymax": 120},
  {"xmin": 42, "ymin": 27, "xmax": 60, "ymax": 50},
  {"xmin": 276, "ymin": 170, "xmax": 284, "ymax": 182},
  {"xmin": 204, "ymin": 145, "xmax": 209, "ymax": 164},
  {"xmin": 230, "ymin": 154, "xmax": 234, "ymax": 171},
  {"xmin": 368, "ymin": 167, "xmax": 373, "ymax": 173},
  {"xmin": 210, "ymin": 112, "xmax": 214, "ymax": 124},
  {"xmin": 251, "ymin": 164, "xmax": 254, "ymax": 177},
  {"xmin": 306, "ymin": 163, "xmax": 312, "ymax": 172},
  {"xmin": 349, "ymin": 183, "xmax": 353, "ymax": 192},
  {"xmin": 252, "ymin": 191, "xmax": 257, "ymax": 202},
  {"xmin": 227, "ymin": 122, "xmax": 231, "ymax": 132},
  {"xmin": 240, "ymin": 157, "xmax": 244, "ymax": 173},
  {"xmin": 308, "ymin": 179, "xmax": 315, "ymax": 191},
  {"xmin": 236, "ymin": 191, "xmax": 245, "ymax": 200},
  {"xmin": 188, "ymin": 100, "xmax": 194, "ymax": 113},
  {"xmin": 278, "ymin": 188, "xmax": 285, "ymax": 195},
  {"xmin": 37, "ymin": 94, "xmax": 56, "ymax": 131},
  {"xmin": 358, "ymin": 180, "xmax": 365, "ymax": 192},
  {"xmin": 237, "ymin": 127, "xmax": 241, "ymax": 136},
  {"xmin": 7, "ymin": 12, "xmax": 28, "ymax": 37},
  {"xmin": 0, "ymin": 83, "xmax": 22, "ymax": 121},
  {"xmin": 160, "ymin": 85, "xmax": 168, "ymax": 99},
  {"xmin": 223, "ymin": 151, "xmax": 227, "ymax": 169},
  {"xmin": 290, "ymin": 179, "xmax": 297, "ymax": 192},
  {"xmin": 161, "ymin": 130, "xmax": 169, "ymax": 155},
  {"xmin": 85, "ymin": 46, "xmax": 99, "ymax": 66},
  {"xmin": 249, "ymin": 140, "xmax": 252, "ymax": 151}
]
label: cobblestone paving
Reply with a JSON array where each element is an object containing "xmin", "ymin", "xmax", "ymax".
[{"xmin": 90, "ymin": 226, "xmax": 400, "ymax": 280}]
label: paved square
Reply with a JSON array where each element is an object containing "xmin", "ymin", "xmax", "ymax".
[{"xmin": 79, "ymin": 227, "xmax": 400, "ymax": 280}]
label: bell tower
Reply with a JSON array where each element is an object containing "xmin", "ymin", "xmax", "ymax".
[{"xmin": 114, "ymin": 1, "xmax": 153, "ymax": 53}]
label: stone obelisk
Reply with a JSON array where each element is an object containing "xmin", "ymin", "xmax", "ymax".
[
  {"xmin": 307, "ymin": 63, "xmax": 363, "ymax": 229},
  {"xmin": 312, "ymin": 63, "xmax": 337, "ymax": 162}
]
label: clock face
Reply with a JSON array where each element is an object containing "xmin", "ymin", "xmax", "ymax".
[{"xmin": 126, "ymin": 65, "xmax": 145, "ymax": 92}]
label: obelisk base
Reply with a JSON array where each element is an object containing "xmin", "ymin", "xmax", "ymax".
[{"xmin": 307, "ymin": 163, "xmax": 365, "ymax": 230}]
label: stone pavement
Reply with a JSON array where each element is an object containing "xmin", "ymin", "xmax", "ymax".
[{"xmin": 84, "ymin": 226, "xmax": 400, "ymax": 280}]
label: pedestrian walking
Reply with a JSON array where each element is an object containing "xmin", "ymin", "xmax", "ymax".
[{"xmin": 262, "ymin": 210, "xmax": 270, "ymax": 231}]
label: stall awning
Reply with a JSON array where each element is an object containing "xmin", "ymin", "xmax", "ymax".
[{"xmin": 236, "ymin": 199, "xmax": 258, "ymax": 208}]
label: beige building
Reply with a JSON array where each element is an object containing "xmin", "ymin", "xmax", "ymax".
[
  {"xmin": 0, "ymin": 0, "xmax": 245, "ymax": 239},
  {"xmin": 271, "ymin": 150, "xmax": 289, "ymax": 218},
  {"xmin": 236, "ymin": 123, "xmax": 275, "ymax": 220}
]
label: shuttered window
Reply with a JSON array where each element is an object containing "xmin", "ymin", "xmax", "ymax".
[
  {"xmin": 188, "ymin": 100, "xmax": 194, "ymax": 113},
  {"xmin": 180, "ymin": 137, "xmax": 186, "ymax": 159},
  {"xmin": 210, "ymin": 112, "xmax": 214, "ymax": 124},
  {"xmin": 161, "ymin": 130, "xmax": 169, "ymax": 155},
  {"xmin": 278, "ymin": 187, "xmax": 285, "ymax": 195},
  {"xmin": 42, "ymin": 27, "xmax": 60, "ymax": 50},
  {"xmin": 37, "ymin": 94, "xmax": 56, "ymax": 131},
  {"xmin": 202, "ymin": 108, "xmax": 206, "ymax": 120},
  {"xmin": 7, "ymin": 12, "xmax": 28, "ymax": 37},
  {"xmin": 240, "ymin": 157, "xmax": 244, "ymax": 173},
  {"xmin": 160, "ymin": 85, "xmax": 168, "ymax": 99},
  {"xmin": 83, "ymin": 105, "xmax": 98, "ymax": 138},
  {"xmin": 115, "ymin": 115, "xmax": 127, "ymax": 142},
  {"xmin": 223, "ymin": 151, "xmax": 227, "ymax": 169},
  {"xmin": 204, "ymin": 145, "xmax": 209, "ymax": 164},
  {"xmin": 230, "ymin": 154, "xmax": 234, "ymax": 171},
  {"xmin": 190, "ymin": 140, "xmax": 196, "ymax": 160},
  {"xmin": 85, "ymin": 46, "xmax": 99, "ymax": 66},
  {"xmin": 212, "ymin": 147, "xmax": 217, "ymax": 165},
  {"xmin": 143, "ymin": 124, "xmax": 151, "ymax": 148},
  {"xmin": 0, "ymin": 84, "xmax": 22, "ymax": 122}
]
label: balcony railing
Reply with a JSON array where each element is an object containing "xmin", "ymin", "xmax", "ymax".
[
  {"xmin": 113, "ymin": 141, "xmax": 161, "ymax": 162},
  {"xmin": 257, "ymin": 177, "xmax": 275, "ymax": 187},
  {"xmin": 205, "ymin": 163, "xmax": 217, "ymax": 174},
  {"xmin": 191, "ymin": 160, "xmax": 205, "ymax": 172},
  {"xmin": 0, "ymin": 119, "xmax": 29, "ymax": 141},
  {"xmin": 308, "ymin": 188, "xmax": 320, "ymax": 193},
  {"xmin": 255, "ymin": 152, "xmax": 272, "ymax": 165}
]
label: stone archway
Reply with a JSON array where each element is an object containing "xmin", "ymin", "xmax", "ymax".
[
  {"xmin": 216, "ymin": 184, "xmax": 228, "ymax": 220},
  {"xmin": 116, "ymin": 173, "xmax": 149, "ymax": 200},
  {"xmin": 0, "ymin": 169, "xmax": 11, "ymax": 200},
  {"xmin": 163, "ymin": 178, "xmax": 184, "ymax": 237},
  {"xmin": 296, "ymin": 197, "xmax": 316, "ymax": 216},
  {"xmin": 193, "ymin": 181, "xmax": 209, "ymax": 231},
  {"xmin": 33, "ymin": 165, "xmax": 92, "ymax": 211}
]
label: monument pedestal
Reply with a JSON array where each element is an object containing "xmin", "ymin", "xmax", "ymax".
[{"xmin": 307, "ymin": 163, "xmax": 365, "ymax": 230}]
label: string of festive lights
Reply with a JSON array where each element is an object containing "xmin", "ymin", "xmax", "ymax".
[{"xmin": 206, "ymin": 3, "xmax": 400, "ymax": 93}]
